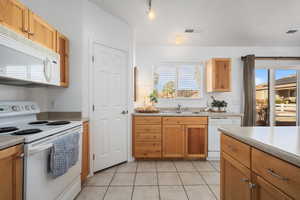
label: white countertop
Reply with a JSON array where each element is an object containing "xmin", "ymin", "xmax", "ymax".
[{"xmin": 219, "ymin": 126, "xmax": 300, "ymax": 167}]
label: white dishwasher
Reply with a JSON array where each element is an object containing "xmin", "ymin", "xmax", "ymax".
[{"xmin": 208, "ymin": 117, "xmax": 241, "ymax": 159}]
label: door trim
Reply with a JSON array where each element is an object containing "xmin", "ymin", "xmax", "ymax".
[{"xmin": 88, "ymin": 39, "xmax": 129, "ymax": 173}]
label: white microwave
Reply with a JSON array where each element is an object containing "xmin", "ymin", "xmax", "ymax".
[{"xmin": 0, "ymin": 25, "xmax": 60, "ymax": 86}]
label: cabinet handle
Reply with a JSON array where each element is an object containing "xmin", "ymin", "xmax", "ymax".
[
  {"xmin": 267, "ymin": 169, "xmax": 289, "ymax": 181},
  {"xmin": 17, "ymin": 153, "xmax": 24, "ymax": 159},
  {"xmin": 249, "ymin": 183, "xmax": 256, "ymax": 189},
  {"xmin": 241, "ymin": 178, "xmax": 249, "ymax": 183}
]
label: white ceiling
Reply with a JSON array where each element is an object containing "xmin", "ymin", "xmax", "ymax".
[{"xmin": 92, "ymin": 0, "xmax": 300, "ymax": 46}]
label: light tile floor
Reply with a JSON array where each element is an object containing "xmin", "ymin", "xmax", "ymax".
[{"xmin": 76, "ymin": 160, "xmax": 220, "ymax": 200}]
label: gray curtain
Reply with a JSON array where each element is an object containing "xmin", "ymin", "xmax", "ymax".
[{"xmin": 243, "ymin": 55, "xmax": 256, "ymax": 126}]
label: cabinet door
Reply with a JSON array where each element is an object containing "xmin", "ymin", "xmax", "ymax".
[
  {"xmin": 221, "ymin": 152, "xmax": 251, "ymax": 200},
  {"xmin": 252, "ymin": 175, "xmax": 292, "ymax": 200},
  {"xmin": 0, "ymin": 0, "xmax": 29, "ymax": 37},
  {"xmin": 0, "ymin": 145, "xmax": 23, "ymax": 200},
  {"xmin": 185, "ymin": 125, "xmax": 207, "ymax": 159},
  {"xmin": 56, "ymin": 32, "xmax": 69, "ymax": 87},
  {"xmin": 28, "ymin": 11, "xmax": 56, "ymax": 51},
  {"xmin": 213, "ymin": 58, "xmax": 231, "ymax": 91},
  {"xmin": 81, "ymin": 121, "xmax": 90, "ymax": 183},
  {"xmin": 162, "ymin": 125, "xmax": 185, "ymax": 158}
]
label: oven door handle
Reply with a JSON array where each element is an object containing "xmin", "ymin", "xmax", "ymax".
[{"xmin": 28, "ymin": 143, "xmax": 53, "ymax": 155}]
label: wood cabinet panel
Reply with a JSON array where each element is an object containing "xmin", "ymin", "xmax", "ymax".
[
  {"xmin": 207, "ymin": 58, "xmax": 232, "ymax": 92},
  {"xmin": 0, "ymin": 144, "xmax": 23, "ymax": 200},
  {"xmin": 252, "ymin": 175, "xmax": 292, "ymax": 200},
  {"xmin": 81, "ymin": 121, "xmax": 90, "ymax": 183},
  {"xmin": 0, "ymin": 0, "xmax": 29, "ymax": 37},
  {"xmin": 185, "ymin": 125, "xmax": 207, "ymax": 158},
  {"xmin": 135, "ymin": 116, "xmax": 161, "ymax": 125},
  {"xmin": 135, "ymin": 142, "xmax": 161, "ymax": 158},
  {"xmin": 29, "ymin": 11, "xmax": 56, "ymax": 51},
  {"xmin": 221, "ymin": 152, "xmax": 251, "ymax": 200},
  {"xmin": 252, "ymin": 148, "xmax": 300, "ymax": 200},
  {"xmin": 56, "ymin": 32, "xmax": 69, "ymax": 87},
  {"xmin": 221, "ymin": 134, "xmax": 251, "ymax": 168},
  {"xmin": 162, "ymin": 125, "xmax": 185, "ymax": 158},
  {"xmin": 135, "ymin": 125, "xmax": 161, "ymax": 134},
  {"xmin": 163, "ymin": 117, "xmax": 208, "ymax": 125}
]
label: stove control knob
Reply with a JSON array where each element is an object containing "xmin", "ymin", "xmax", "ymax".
[
  {"xmin": 25, "ymin": 105, "xmax": 30, "ymax": 111},
  {"xmin": 11, "ymin": 105, "xmax": 19, "ymax": 111},
  {"xmin": 31, "ymin": 105, "xmax": 36, "ymax": 110}
]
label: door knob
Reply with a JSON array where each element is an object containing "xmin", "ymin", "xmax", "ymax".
[{"xmin": 121, "ymin": 110, "xmax": 128, "ymax": 115}]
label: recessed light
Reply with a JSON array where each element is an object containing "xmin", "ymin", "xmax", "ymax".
[
  {"xmin": 185, "ymin": 29, "xmax": 194, "ymax": 33},
  {"xmin": 286, "ymin": 29, "xmax": 298, "ymax": 34}
]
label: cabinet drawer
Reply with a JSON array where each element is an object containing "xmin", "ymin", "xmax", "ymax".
[
  {"xmin": 135, "ymin": 125, "xmax": 161, "ymax": 134},
  {"xmin": 163, "ymin": 117, "xmax": 208, "ymax": 125},
  {"xmin": 136, "ymin": 133, "xmax": 161, "ymax": 142},
  {"xmin": 135, "ymin": 116, "xmax": 161, "ymax": 125},
  {"xmin": 221, "ymin": 134, "xmax": 251, "ymax": 168},
  {"xmin": 135, "ymin": 142, "xmax": 161, "ymax": 158},
  {"xmin": 252, "ymin": 148, "xmax": 300, "ymax": 200}
]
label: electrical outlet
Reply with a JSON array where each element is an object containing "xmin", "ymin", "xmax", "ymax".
[{"xmin": 50, "ymin": 100, "xmax": 56, "ymax": 109}]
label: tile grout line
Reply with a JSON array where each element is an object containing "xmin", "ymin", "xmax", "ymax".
[
  {"xmin": 173, "ymin": 161, "xmax": 190, "ymax": 200},
  {"xmin": 155, "ymin": 160, "xmax": 162, "ymax": 200},
  {"xmin": 102, "ymin": 165, "xmax": 119, "ymax": 200},
  {"xmin": 130, "ymin": 161, "xmax": 138, "ymax": 200},
  {"xmin": 192, "ymin": 161, "xmax": 218, "ymax": 200}
]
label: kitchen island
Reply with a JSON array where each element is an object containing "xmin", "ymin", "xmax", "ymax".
[{"xmin": 219, "ymin": 126, "xmax": 300, "ymax": 200}]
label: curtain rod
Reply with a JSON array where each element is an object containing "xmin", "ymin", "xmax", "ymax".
[{"xmin": 241, "ymin": 56, "xmax": 300, "ymax": 61}]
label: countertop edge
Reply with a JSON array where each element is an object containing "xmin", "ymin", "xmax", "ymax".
[
  {"xmin": 0, "ymin": 137, "xmax": 24, "ymax": 150},
  {"xmin": 132, "ymin": 113, "xmax": 243, "ymax": 117},
  {"xmin": 219, "ymin": 128, "xmax": 300, "ymax": 168}
]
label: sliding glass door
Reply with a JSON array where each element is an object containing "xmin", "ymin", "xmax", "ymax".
[
  {"xmin": 274, "ymin": 69, "xmax": 297, "ymax": 126},
  {"xmin": 255, "ymin": 66, "xmax": 299, "ymax": 126}
]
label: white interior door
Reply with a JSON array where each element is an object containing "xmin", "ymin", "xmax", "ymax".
[{"xmin": 91, "ymin": 43, "xmax": 128, "ymax": 172}]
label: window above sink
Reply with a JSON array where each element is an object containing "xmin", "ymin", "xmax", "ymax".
[{"xmin": 153, "ymin": 62, "xmax": 204, "ymax": 99}]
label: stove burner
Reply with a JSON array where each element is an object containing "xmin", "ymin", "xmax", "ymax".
[
  {"xmin": 47, "ymin": 121, "xmax": 71, "ymax": 126},
  {"xmin": 13, "ymin": 129, "xmax": 42, "ymax": 135},
  {"xmin": 0, "ymin": 127, "xmax": 19, "ymax": 133},
  {"xmin": 28, "ymin": 121, "xmax": 49, "ymax": 125}
]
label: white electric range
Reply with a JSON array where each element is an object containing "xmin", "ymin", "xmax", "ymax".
[{"xmin": 0, "ymin": 101, "xmax": 83, "ymax": 200}]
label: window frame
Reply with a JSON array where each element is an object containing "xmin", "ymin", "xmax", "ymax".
[{"xmin": 153, "ymin": 61, "xmax": 204, "ymax": 100}]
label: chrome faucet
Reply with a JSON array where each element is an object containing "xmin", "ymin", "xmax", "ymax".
[{"xmin": 176, "ymin": 104, "xmax": 182, "ymax": 113}]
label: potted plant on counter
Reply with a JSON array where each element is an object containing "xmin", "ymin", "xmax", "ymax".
[{"xmin": 211, "ymin": 96, "xmax": 228, "ymax": 112}]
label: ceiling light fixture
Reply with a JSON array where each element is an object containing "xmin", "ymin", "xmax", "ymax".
[
  {"xmin": 286, "ymin": 29, "xmax": 298, "ymax": 34},
  {"xmin": 147, "ymin": 0, "xmax": 156, "ymax": 20}
]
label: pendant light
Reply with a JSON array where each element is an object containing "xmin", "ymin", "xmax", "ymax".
[{"xmin": 147, "ymin": 0, "xmax": 156, "ymax": 20}]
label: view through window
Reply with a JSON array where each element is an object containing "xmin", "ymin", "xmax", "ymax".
[
  {"xmin": 154, "ymin": 63, "xmax": 202, "ymax": 99},
  {"xmin": 255, "ymin": 68, "xmax": 297, "ymax": 126}
]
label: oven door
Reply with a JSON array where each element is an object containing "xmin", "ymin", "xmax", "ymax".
[{"xmin": 24, "ymin": 126, "xmax": 82, "ymax": 200}]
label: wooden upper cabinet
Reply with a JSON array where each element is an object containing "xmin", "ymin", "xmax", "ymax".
[
  {"xmin": 185, "ymin": 125, "xmax": 207, "ymax": 159},
  {"xmin": 0, "ymin": 0, "xmax": 29, "ymax": 37},
  {"xmin": 162, "ymin": 125, "xmax": 185, "ymax": 158},
  {"xmin": 207, "ymin": 58, "xmax": 232, "ymax": 92},
  {"xmin": 28, "ymin": 11, "xmax": 56, "ymax": 51},
  {"xmin": 221, "ymin": 152, "xmax": 251, "ymax": 200},
  {"xmin": 0, "ymin": 144, "xmax": 23, "ymax": 200},
  {"xmin": 56, "ymin": 32, "xmax": 69, "ymax": 87}
]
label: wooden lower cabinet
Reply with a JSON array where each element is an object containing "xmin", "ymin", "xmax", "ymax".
[
  {"xmin": 221, "ymin": 152, "xmax": 251, "ymax": 200},
  {"xmin": 0, "ymin": 144, "xmax": 23, "ymax": 200},
  {"xmin": 81, "ymin": 121, "xmax": 90, "ymax": 183},
  {"xmin": 185, "ymin": 125, "xmax": 207, "ymax": 158},
  {"xmin": 252, "ymin": 175, "xmax": 292, "ymax": 200},
  {"xmin": 162, "ymin": 125, "xmax": 185, "ymax": 158},
  {"xmin": 133, "ymin": 116, "xmax": 208, "ymax": 159},
  {"xmin": 221, "ymin": 133, "xmax": 297, "ymax": 200}
]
